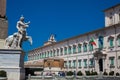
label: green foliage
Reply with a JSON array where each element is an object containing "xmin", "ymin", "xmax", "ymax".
[
  {"xmin": 85, "ymin": 71, "xmax": 91, "ymax": 76},
  {"xmin": 0, "ymin": 70, "xmax": 7, "ymax": 77},
  {"xmin": 77, "ymin": 71, "xmax": 83, "ymax": 76},
  {"xmin": 103, "ymin": 71, "xmax": 108, "ymax": 75},
  {"xmin": 116, "ymin": 72, "xmax": 119, "ymax": 76},
  {"xmin": 85, "ymin": 70, "xmax": 98, "ymax": 76},
  {"xmin": 109, "ymin": 71, "xmax": 114, "ymax": 76},
  {"xmin": 66, "ymin": 71, "xmax": 73, "ymax": 76},
  {"xmin": 91, "ymin": 71, "xmax": 98, "ymax": 75}
]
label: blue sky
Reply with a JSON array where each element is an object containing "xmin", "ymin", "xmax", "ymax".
[{"xmin": 6, "ymin": 0, "xmax": 120, "ymax": 60}]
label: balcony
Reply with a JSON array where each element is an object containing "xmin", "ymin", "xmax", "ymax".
[
  {"xmin": 89, "ymin": 65, "xmax": 95, "ymax": 68},
  {"xmin": 110, "ymin": 64, "xmax": 115, "ymax": 68}
]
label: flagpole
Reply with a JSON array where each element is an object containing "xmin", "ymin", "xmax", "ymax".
[{"xmin": 87, "ymin": 34, "xmax": 90, "ymax": 71}]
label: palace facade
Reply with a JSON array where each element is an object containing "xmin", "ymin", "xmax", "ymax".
[{"xmin": 25, "ymin": 4, "xmax": 120, "ymax": 74}]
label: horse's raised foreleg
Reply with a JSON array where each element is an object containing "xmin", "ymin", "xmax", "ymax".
[{"xmin": 26, "ymin": 36, "xmax": 32, "ymax": 45}]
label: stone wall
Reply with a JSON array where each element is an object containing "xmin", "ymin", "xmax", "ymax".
[{"xmin": 0, "ymin": 18, "xmax": 8, "ymax": 39}]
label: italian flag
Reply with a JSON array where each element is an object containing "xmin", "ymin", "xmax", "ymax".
[{"xmin": 90, "ymin": 38, "xmax": 96, "ymax": 46}]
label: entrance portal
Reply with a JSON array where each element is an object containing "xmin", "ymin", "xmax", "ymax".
[{"xmin": 99, "ymin": 58, "xmax": 103, "ymax": 71}]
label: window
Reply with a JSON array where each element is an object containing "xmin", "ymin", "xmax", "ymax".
[
  {"xmin": 89, "ymin": 59, "xmax": 94, "ymax": 67},
  {"xmin": 83, "ymin": 43, "xmax": 87, "ymax": 52},
  {"xmin": 68, "ymin": 46, "xmax": 72, "ymax": 54},
  {"xmin": 48, "ymin": 51, "xmax": 50, "ymax": 57},
  {"xmin": 69, "ymin": 61, "xmax": 71, "ymax": 68},
  {"xmin": 50, "ymin": 51, "xmax": 52, "ymax": 57},
  {"xmin": 40, "ymin": 53, "xmax": 42, "ymax": 59},
  {"xmin": 64, "ymin": 47, "xmax": 67, "ymax": 55},
  {"xmin": 57, "ymin": 49, "xmax": 59, "ymax": 56},
  {"xmin": 108, "ymin": 36, "xmax": 114, "ymax": 48},
  {"xmin": 53, "ymin": 50, "xmax": 56, "ymax": 56},
  {"xmin": 47, "ymin": 51, "xmax": 49, "ymax": 57},
  {"xmin": 98, "ymin": 36, "xmax": 104, "ymax": 49},
  {"xmin": 109, "ymin": 39, "xmax": 114, "ymax": 47},
  {"xmin": 44, "ymin": 52, "xmax": 46, "ymax": 58},
  {"xmin": 41, "ymin": 53, "xmax": 43, "ymax": 58},
  {"xmin": 78, "ymin": 60, "xmax": 81, "ymax": 68},
  {"xmin": 42, "ymin": 53, "xmax": 44, "ymax": 58},
  {"xmin": 118, "ymin": 56, "xmax": 120, "ymax": 67},
  {"xmin": 109, "ymin": 57, "xmax": 114, "ymax": 66},
  {"xmin": 73, "ymin": 60, "xmax": 76, "ymax": 68},
  {"xmin": 35, "ymin": 54, "xmax": 38, "ymax": 59},
  {"xmin": 64, "ymin": 61, "xmax": 67, "ymax": 68},
  {"xmin": 118, "ymin": 38, "xmax": 120, "ymax": 46},
  {"xmin": 60, "ymin": 48, "xmax": 63, "ymax": 55},
  {"xmin": 84, "ymin": 59, "xmax": 87, "ymax": 68},
  {"xmin": 117, "ymin": 34, "xmax": 120, "ymax": 46},
  {"xmin": 109, "ymin": 16, "xmax": 113, "ymax": 25},
  {"xmin": 73, "ymin": 45, "xmax": 76, "ymax": 53},
  {"xmin": 89, "ymin": 43, "xmax": 93, "ymax": 51},
  {"xmin": 78, "ymin": 44, "xmax": 81, "ymax": 53},
  {"xmin": 39, "ymin": 53, "xmax": 41, "ymax": 59},
  {"xmin": 119, "ymin": 13, "xmax": 120, "ymax": 23}
]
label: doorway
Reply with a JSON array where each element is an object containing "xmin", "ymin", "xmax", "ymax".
[{"xmin": 99, "ymin": 58, "xmax": 103, "ymax": 71}]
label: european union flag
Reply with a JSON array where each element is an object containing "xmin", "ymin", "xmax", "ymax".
[{"xmin": 99, "ymin": 36, "xmax": 103, "ymax": 46}]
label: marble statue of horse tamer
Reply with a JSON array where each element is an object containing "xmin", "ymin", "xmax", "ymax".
[{"xmin": 5, "ymin": 16, "xmax": 32, "ymax": 49}]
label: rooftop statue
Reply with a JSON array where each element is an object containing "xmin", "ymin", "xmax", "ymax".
[{"xmin": 5, "ymin": 16, "xmax": 32, "ymax": 49}]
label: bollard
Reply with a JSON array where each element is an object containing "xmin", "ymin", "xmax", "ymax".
[{"xmin": 28, "ymin": 74, "xmax": 31, "ymax": 80}]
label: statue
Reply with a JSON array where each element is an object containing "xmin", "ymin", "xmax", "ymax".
[
  {"xmin": 5, "ymin": 16, "xmax": 32, "ymax": 49},
  {"xmin": 16, "ymin": 15, "xmax": 30, "ymax": 35}
]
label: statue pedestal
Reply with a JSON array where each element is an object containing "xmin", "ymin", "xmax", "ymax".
[
  {"xmin": 0, "ymin": 39, "xmax": 5, "ymax": 49},
  {"xmin": 0, "ymin": 49, "xmax": 25, "ymax": 80}
]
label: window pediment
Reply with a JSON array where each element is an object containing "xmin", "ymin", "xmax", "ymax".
[
  {"xmin": 83, "ymin": 42, "xmax": 87, "ymax": 44},
  {"xmin": 108, "ymin": 36, "xmax": 114, "ymax": 41},
  {"xmin": 117, "ymin": 34, "xmax": 120, "ymax": 40}
]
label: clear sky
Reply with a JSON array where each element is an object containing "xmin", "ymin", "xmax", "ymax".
[{"xmin": 6, "ymin": 0, "xmax": 120, "ymax": 60}]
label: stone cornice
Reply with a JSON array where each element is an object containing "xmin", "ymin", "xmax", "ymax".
[
  {"xmin": 29, "ymin": 23, "xmax": 120, "ymax": 53},
  {"xmin": 103, "ymin": 3, "xmax": 120, "ymax": 12}
]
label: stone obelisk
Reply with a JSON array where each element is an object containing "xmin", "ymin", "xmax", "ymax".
[
  {"xmin": 0, "ymin": 0, "xmax": 6, "ymax": 17},
  {"xmin": 0, "ymin": 0, "xmax": 8, "ymax": 49}
]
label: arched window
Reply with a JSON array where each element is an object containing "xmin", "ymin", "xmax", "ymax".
[{"xmin": 98, "ymin": 36, "xmax": 104, "ymax": 49}]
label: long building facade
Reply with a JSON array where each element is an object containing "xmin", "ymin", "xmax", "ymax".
[{"xmin": 26, "ymin": 4, "xmax": 120, "ymax": 74}]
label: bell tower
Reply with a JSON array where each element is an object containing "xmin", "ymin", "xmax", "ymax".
[{"xmin": 0, "ymin": 0, "xmax": 8, "ymax": 48}]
